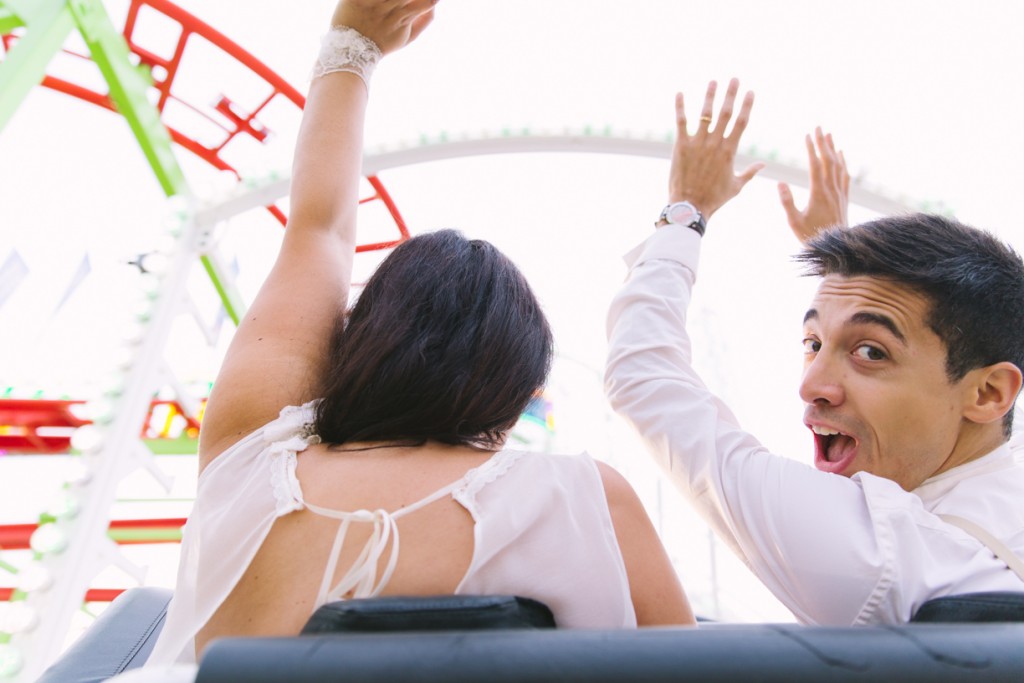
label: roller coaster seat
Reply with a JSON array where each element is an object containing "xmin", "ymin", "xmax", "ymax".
[
  {"xmin": 37, "ymin": 587, "xmax": 173, "ymax": 683},
  {"xmin": 36, "ymin": 590, "xmax": 554, "ymax": 682},
  {"xmin": 35, "ymin": 589, "xmax": 1024, "ymax": 682}
]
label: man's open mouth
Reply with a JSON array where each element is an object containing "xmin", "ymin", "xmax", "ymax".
[{"xmin": 810, "ymin": 425, "xmax": 858, "ymax": 474}]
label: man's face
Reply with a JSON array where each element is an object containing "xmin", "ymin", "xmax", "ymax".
[{"xmin": 799, "ymin": 275, "xmax": 969, "ymax": 490}]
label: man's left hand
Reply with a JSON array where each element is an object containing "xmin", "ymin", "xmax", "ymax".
[{"xmin": 777, "ymin": 127, "xmax": 850, "ymax": 243}]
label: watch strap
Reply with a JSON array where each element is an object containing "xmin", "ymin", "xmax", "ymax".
[{"xmin": 656, "ymin": 203, "xmax": 706, "ymax": 236}]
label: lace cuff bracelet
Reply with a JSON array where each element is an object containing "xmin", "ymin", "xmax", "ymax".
[{"xmin": 311, "ymin": 26, "xmax": 383, "ymax": 89}]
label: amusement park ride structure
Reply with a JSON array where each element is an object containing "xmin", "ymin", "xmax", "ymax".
[{"xmin": 0, "ymin": 1, "xmax": 926, "ymax": 680}]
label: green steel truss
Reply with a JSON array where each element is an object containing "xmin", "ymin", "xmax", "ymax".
[{"xmin": 0, "ymin": 0, "xmax": 244, "ymax": 323}]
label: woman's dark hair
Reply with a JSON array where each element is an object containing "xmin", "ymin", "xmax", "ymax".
[
  {"xmin": 314, "ymin": 229, "xmax": 553, "ymax": 449},
  {"xmin": 797, "ymin": 213, "xmax": 1024, "ymax": 435}
]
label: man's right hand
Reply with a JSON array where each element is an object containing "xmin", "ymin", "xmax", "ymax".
[
  {"xmin": 777, "ymin": 127, "xmax": 850, "ymax": 244},
  {"xmin": 666, "ymin": 78, "xmax": 764, "ymax": 222}
]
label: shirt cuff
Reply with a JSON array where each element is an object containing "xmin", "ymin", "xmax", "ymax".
[{"xmin": 623, "ymin": 224, "xmax": 703, "ymax": 274}]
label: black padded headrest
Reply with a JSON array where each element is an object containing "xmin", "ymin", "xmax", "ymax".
[
  {"xmin": 301, "ymin": 594, "xmax": 555, "ymax": 634},
  {"xmin": 912, "ymin": 591, "xmax": 1024, "ymax": 623}
]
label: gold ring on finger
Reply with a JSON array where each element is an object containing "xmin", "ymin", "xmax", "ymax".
[{"xmin": 700, "ymin": 115, "xmax": 713, "ymax": 124}]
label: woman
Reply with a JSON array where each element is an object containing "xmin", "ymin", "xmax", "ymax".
[{"xmin": 145, "ymin": 0, "xmax": 693, "ymax": 671}]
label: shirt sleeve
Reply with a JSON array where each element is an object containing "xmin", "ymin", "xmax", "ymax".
[{"xmin": 605, "ymin": 225, "xmax": 897, "ymax": 624}]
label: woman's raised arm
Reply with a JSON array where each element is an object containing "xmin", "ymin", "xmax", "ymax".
[{"xmin": 198, "ymin": 1, "xmax": 436, "ymax": 469}]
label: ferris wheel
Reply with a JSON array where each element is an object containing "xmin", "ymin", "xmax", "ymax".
[{"xmin": 0, "ymin": 2, "xmax": 931, "ymax": 680}]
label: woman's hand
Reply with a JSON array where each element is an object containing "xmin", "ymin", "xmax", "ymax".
[{"xmin": 331, "ymin": 0, "xmax": 437, "ymax": 55}]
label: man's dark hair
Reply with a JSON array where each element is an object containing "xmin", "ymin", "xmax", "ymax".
[
  {"xmin": 314, "ymin": 229, "xmax": 553, "ymax": 449},
  {"xmin": 796, "ymin": 213, "xmax": 1024, "ymax": 435}
]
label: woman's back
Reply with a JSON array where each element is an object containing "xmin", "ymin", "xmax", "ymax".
[
  {"xmin": 200, "ymin": 441, "xmax": 490, "ymax": 652},
  {"xmin": 149, "ymin": 403, "xmax": 637, "ymax": 663}
]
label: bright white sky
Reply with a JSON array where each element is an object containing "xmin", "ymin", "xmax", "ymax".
[{"xmin": 2, "ymin": 0, "xmax": 1024, "ymax": 622}]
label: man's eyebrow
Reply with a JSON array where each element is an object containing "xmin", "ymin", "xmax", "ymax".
[
  {"xmin": 848, "ymin": 311, "xmax": 907, "ymax": 343},
  {"xmin": 803, "ymin": 308, "xmax": 908, "ymax": 344}
]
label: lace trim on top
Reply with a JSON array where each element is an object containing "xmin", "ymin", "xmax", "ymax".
[
  {"xmin": 452, "ymin": 449, "xmax": 524, "ymax": 507},
  {"xmin": 267, "ymin": 402, "xmax": 321, "ymax": 516},
  {"xmin": 266, "ymin": 400, "xmax": 524, "ymax": 518}
]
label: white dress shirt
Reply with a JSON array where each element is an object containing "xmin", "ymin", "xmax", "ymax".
[{"xmin": 605, "ymin": 224, "xmax": 1024, "ymax": 625}]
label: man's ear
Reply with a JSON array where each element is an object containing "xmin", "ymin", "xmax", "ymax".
[{"xmin": 962, "ymin": 362, "xmax": 1024, "ymax": 425}]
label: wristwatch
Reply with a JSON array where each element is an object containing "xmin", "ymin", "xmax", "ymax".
[{"xmin": 656, "ymin": 201, "xmax": 706, "ymax": 236}]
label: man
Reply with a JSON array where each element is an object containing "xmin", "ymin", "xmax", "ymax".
[{"xmin": 605, "ymin": 78, "xmax": 1024, "ymax": 624}]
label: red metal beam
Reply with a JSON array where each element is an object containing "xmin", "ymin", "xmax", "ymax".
[
  {"xmin": 0, "ymin": 398, "xmax": 205, "ymax": 454},
  {"xmin": 0, "ymin": 518, "xmax": 186, "ymax": 550},
  {"xmin": 1, "ymin": 0, "xmax": 411, "ymax": 237},
  {"xmin": 0, "ymin": 587, "xmax": 124, "ymax": 602},
  {"xmin": 0, "ymin": 399, "xmax": 87, "ymax": 453}
]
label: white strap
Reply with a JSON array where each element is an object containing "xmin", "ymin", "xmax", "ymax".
[
  {"xmin": 313, "ymin": 514, "xmax": 354, "ymax": 605},
  {"xmin": 939, "ymin": 514, "xmax": 1024, "ymax": 581},
  {"xmin": 305, "ymin": 479, "xmax": 463, "ymax": 603}
]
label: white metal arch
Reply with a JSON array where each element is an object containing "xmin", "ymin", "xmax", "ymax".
[{"xmin": 197, "ymin": 131, "xmax": 928, "ymax": 228}]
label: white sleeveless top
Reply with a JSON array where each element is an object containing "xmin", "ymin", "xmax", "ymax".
[{"xmin": 146, "ymin": 402, "xmax": 636, "ymax": 665}]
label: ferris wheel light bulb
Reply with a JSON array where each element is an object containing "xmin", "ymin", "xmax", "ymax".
[
  {"xmin": 70, "ymin": 424, "xmax": 104, "ymax": 453},
  {"xmin": 108, "ymin": 349, "xmax": 137, "ymax": 375},
  {"xmin": 65, "ymin": 461, "xmax": 93, "ymax": 488},
  {"xmin": 140, "ymin": 275, "xmax": 162, "ymax": 298},
  {"xmin": 140, "ymin": 252, "xmax": 171, "ymax": 277},
  {"xmin": 132, "ymin": 296, "xmax": 155, "ymax": 322},
  {"xmin": 85, "ymin": 396, "xmax": 119, "ymax": 423},
  {"xmin": 93, "ymin": 395, "xmax": 118, "ymax": 421},
  {"xmin": 14, "ymin": 566, "xmax": 54, "ymax": 595},
  {"xmin": 15, "ymin": 566, "xmax": 54, "ymax": 594},
  {"xmin": 119, "ymin": 319, "xmax": 148, "ymax": 347},
  {"xmin": 102, "ymin": 377, "xmax": 126, "ymax": 400},
  {"xmin": 155, "ymin": 235, "xmax": 180, "ymax": 256},
  {"xmin": 164, "ymin": 193, "xmax": 192, "ymax": 216},
  {"xmin": 0, "ymin": 603, "xmax": 38, "ymax": 634},
  {"xmin": 29, "ymin": 523, "xmax": 67, "ymax": 555},
  {"xmin": 0, "ymin": 644, "xmax": 23, "ymax": 678},
  {"xmin": 46, "ymin": 490, "xmax": 81, "ymax": 520},
  {"xmin": 162, "ymin": 215, "xmax": 184, "ymax": 238},
  {"xmin": 66, "ymin": 401, "xmax": 91, "ymax": 421}
]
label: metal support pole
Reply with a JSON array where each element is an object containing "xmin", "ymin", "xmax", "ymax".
[{"xmin": 0, "ymin": 0, "xmax": 73, "ymax": 133}]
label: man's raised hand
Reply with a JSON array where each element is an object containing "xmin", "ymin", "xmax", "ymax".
[
  {"xmin": 778, "ymin": 127, "xmax": 850, "ymax": 243},
  {"xmin": 667, "ymin": 78, "xmax": 764, "ymax": 221}
]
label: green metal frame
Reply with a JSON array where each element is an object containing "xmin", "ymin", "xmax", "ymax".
[
  {"xmin": 0, "ymin": 1, "xmax": 73, "ymax": 133},
  {"xmin": 0, "ymin": 0, "xmax": 245, "ymax": 324},
  {"xmin": 66, "ymin": 0, "xmax": 186, "ymax": 195}
]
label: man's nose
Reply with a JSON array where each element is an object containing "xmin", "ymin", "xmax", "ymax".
[{"xmin": 799, "ymin": 351, "xmax": 845, "ymax": 406}]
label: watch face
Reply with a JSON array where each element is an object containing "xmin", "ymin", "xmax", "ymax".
[{"xmin": 667, "ymin": 203, "xmax": 699, "ymax": 225}]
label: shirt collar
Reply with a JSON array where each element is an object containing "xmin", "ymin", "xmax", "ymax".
[{"xmin": 914, "ymin": 443, "xmax": 1015, "ymax": 502}]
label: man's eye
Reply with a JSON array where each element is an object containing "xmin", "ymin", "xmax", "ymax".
[
  {"xmin": 802, "ymin": 338, "xmax": 821, "ymax": 353},
  {"xmin": 854, "ymin": 344, "xmax": 887, "ymax": 361}
]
